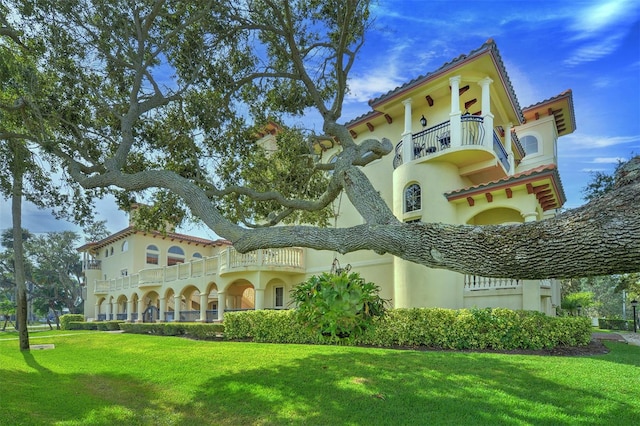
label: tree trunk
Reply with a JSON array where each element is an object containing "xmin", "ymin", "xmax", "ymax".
[{"xmin": 11, "ymin": 158, "xmax": 29, "ymax": 350}]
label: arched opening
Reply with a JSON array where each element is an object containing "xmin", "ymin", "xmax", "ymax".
[
  {"xmin": 179, "ymin": 285, "xmax": 201, "ymax": 321},
  {"xmin": 466, "ymin": 207, "xmax": 523, "ymax": 225},
  {"xmin": 226, "ymin": 280, "xmax": 255, "ymax": 312},
  {"xmin": 206, "ymin": 282, "xmax": 219, "ymax": 321},
  {"xmin": 141, "ymin": 291, "xmax": 160, "ymax": 323},
  {"xmin": 164, "ymin": 289, "xmax": 176, "ymax": 321},
  {"xmin": 116, "ymin": 295, "xmax": 128, "ymax": 320}
]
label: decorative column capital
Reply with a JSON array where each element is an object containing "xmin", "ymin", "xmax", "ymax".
[
  {"xmin": 402, "ymin": 98, "xmax": 413, "ymax": 106},
  {"xmin": 478, "ymin": 76, "xmax": 493, "ymax": 87},
  {"xmin": 449, "ymin": 75, "xmax": 462, "ymax": 85}
]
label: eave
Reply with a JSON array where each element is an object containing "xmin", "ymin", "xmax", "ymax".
[{"xmin": 445, "ymin": 164, "xmax": 567, "ymax": 211}]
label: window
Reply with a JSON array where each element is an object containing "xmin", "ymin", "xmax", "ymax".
[
  {"xmin": 167, "ymin": 245, "xmax": 185, "ymax": 266},
  {"xmin": 121, "ymin": 269, "xmax": 128, "ymax": 276},
  {"xmin": 404, "ymin": 183, "xmax": 421, "ymax": 213},
  {"xmin": 105, "ymin": 249, "xmax": 108, "ymax": 258},
  {"xmin": 146, "ymin": 244, "xmax": 159, "ymax": 265},
  {"xmin": 521, "ymin": 135, "xmax": 538, "ymax": 156},
  {"xmin": 121, "ymin": 241, "xmax": 128, "ymax": 252},
  {"xmin": 275, "ymin": 287, "xmax": 284, "ymax": 308},
  {"xmin": 110, "ymin": 247, "xmax": 114, "ymax": 255},
  {"xmin": 192, "ymin": 252, "xmax": 203, "ymax": 259}
]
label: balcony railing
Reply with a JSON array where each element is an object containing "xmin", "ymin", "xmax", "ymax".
[
  {"xmin": 393, "ymin": 116, "xmax": 485, "ymax": 169},
  {"xmin": 83, "ymin": 260, "xmax": 102, "ymax": 270},
  {"xmin": 94, "ymin": 246, "xmax": 304, "ymax": 294},
  {"xmin": 464, "ymin": 275, "xmax": 520, "ymax": 290},
  {"xmin": 464, "ymin": 276, "xmax": 551, "ymax": 291},
  {"xmin": 492, "ymin": 132, "xmax": 510, "ymax": 172}
]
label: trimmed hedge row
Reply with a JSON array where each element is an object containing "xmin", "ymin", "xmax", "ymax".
[
  {"xmin": 67, "ymin": 321, "xmax": 124, "ymax": 331},
  {"xmin": 598, "ymin": 318, "xmax": 634, "ymax": 331},
  {"xmin": 119, "ymin": 322, "xmax": 225, "ymax": 339},
  {"xmin": 223, "ymin": 308, "xmax": 592, "ymax": 350}
]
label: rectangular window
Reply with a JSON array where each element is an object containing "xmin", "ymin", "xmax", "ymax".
[
  {"xmin": 121, "ymin": 269, "xmax": 128, "ymax": 276},
  {"xmin": 146, "ymin": 253, "xmax": 159, "ymax": 265},
  {"xmin": 275, "ymin": 287, "xmax": 284, "ymax": 308}
]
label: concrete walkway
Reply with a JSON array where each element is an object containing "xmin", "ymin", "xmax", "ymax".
[{"xmin": 593, "ymin": 332, "xmax": 640, "ymax": 346}]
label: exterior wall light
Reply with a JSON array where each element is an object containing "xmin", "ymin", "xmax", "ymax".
[
  {"xmin": 420, "ymin": 115, "xmax": 427, "ymax": 128},
  {"xmin": 631, "ymin": 299, "xmax": 638, "ymax": 333}
]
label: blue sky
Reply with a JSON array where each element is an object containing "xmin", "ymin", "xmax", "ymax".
[{"xmin": 1, "ymin": 0, "xmax": 639, "ymax": 240}]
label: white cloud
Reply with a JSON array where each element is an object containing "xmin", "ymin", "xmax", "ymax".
[
  {"xmin": 564, "ymin": 33, "xmax": 625, "ymax": 67},
  {"xmin": 591, "ymin": 157, "xmax": 627, "ymax": 164},
  {"xmin": 568, "ymin": 0, "xmax": 634, "ymax": 39},
  {"xmin": 563, "ymin": 133, "xmax": 640, "ymax": 149}
]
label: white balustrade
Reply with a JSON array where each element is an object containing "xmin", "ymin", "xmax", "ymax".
[{"xmin": 94, "ymin": 248, "xmax": 304, "ymax": 295}]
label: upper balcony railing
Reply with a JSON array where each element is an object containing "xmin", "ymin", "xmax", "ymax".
[
  {"xmin": 93, "ymin": 246, "xmax": 305, "ymax": 294},
  {"xmin": 393, "ymin": 115, "xmax": 511, "ymax": 172}
]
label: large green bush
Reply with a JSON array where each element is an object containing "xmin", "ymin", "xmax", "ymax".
[
  {"xmin": 224, "ymin": 308, "xmax": 592, "ymax": 350},
  {"xmin": 290, "ymin": 271, "xmax": 387, "ymax": 340}
]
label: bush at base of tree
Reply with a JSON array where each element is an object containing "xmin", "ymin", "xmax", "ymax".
[{"xmin": 223, "ymin": 308, "xmax": 592, "ymax": 350}]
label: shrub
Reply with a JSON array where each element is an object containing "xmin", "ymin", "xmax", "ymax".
[
  {"xmin": 290, "ymin": 271, "xmax": 387, "ymax": 340},
  {"xmin": 59, "ymin": 314, "xmax": 84, "ymax": 330},
  {"xmin": 598, "ymin": 318, "xmax": 634, "ymax": 331},
  {"xmin": 119, "ymin": 322, "xmax": 224, "ymax": 338},
  {"xmin": 96, "ymin": 308, "xmax": 593, "ymax": 352}
]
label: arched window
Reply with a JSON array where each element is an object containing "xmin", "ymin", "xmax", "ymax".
[
  {"xmin": 121, "ymin": 241, "xmax": 128, "ymax": 252},
  {"xmin": 192, "ymin": 252, "xmax": 203, "ymax": 259},
  {"xmin": 405, "ymin": 183, "xmax": 421, "ymax": 213},
  {"xmin": 146, "ymin": 244, "xmax": 159, "ymax": 265},
  {"xmin": 167, "ymin": 246, "xmax": 185, "ymax": 266},
  {"xmin": 521, "ymin": 135, "xmax": 538, "ymax": 156}
]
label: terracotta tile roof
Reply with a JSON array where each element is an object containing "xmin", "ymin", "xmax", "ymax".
[
  {"xmin": 77, "ymin": 226, "xmax": 229, "ymax": 252},
  {"xmin": 445, "ymin": 164, "xmax": 567, "ymax": 210},
  {"xmin": 347, "ymin": 39, "xmax": 524, "ymax": 127}
]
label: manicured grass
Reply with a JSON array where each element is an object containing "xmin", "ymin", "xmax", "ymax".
[{"xmin": 1, "ymin": 330, "xmax": 638, "ymax": 425}]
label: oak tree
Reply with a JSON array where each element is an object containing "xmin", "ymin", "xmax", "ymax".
[{"xmin": 9, "ymin": 0, "xmax": 640, "ymax": 281}]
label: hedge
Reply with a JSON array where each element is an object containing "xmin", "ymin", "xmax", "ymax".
[
  {"xmin": 223, "ymin": 308, "xmax": 592, "ymax": 350},
  {"xmin": 598, "ymin": 318, "xmax": 635, "ymax": 331},
  {"xmin": 66, "ymin": 321, "xmax": 124, "ymax": 331},
  {"xmin": 119, "ymin": 322, "xmax": 224, "ymax": 339},
  {"xmin": 59, "ymin": 314, "xmax": 84, "ymax": 330}
]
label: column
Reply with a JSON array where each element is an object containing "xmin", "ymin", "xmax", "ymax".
[
  {"xmin": 159, "ymin": 297, "xmax": 166, "ymax": 322},
  {"xmin": 478, "ymin": 77, "xmax": 494, "ymax": 147},
  {"xmin": 522, "ymin": 212, "xmax": 538, "ymax": 222},
  {"xmin": 254, "ymin": 288, "xmax": 265, "ymax": 310},
  {"xmin": 505, "ymin": 122, "xmax": 514, "ymax": 174},
  {"xmin": 401, "ymin": 98, "xmax": 413, "ymax": 163},
  {"xmin": 522, "ymin": 280, "xmax": 541, "ymax": 311},
  {"xmin": 199, "ymin": 292, "xmax": 208, "ymax": 323},
  {"xmin": 173, "ymin": 295, "xmax": 181, "ymax": 322},
  {"xmin": 217, "ymin": 291, "xmax": 226, "ymax": 322},
  {"xmin": 126, "ymin": 300, "xmax": 133, "ymax": 322},
  {"xmin": 94, "ymin": 303, "xmax": 100, "ymax": 321},
  {"xmin": 107, "ymin": 301, "xmax": 113, "ymax": 321},
  {"xmin": 449, "ymin": 76, "xmax": 462, "ymax": 148},
  {"xmin": 137, "ymin": 298, "xmax": 145, "ymax": 323}
]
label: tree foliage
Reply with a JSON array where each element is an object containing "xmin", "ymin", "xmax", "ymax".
[{"xmin": 4, "ymin": 0, "xmax": 640, "ymax": 280}]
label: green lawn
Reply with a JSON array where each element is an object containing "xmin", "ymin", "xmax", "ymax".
[{"xmin": 1, "ymin": 330, "xmax": 638, "ymax": 425}]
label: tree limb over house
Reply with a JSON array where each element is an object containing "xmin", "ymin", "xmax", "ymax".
[{"xmin": 6, "ymin": 0, "xmax": 639, "ymax": 281}]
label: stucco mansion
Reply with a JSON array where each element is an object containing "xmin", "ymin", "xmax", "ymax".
[{"xmin": 80, "ymin": 40, "xmax": 575, "ymax": 322}]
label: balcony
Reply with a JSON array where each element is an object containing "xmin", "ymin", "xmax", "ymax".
[
  {"xmin": 392, "ymin": 116, "xmax": 511, "ymax": 182},
  {"xmin": 94, "ymin": 247, "xmax": 305, "ymax": 294}
]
